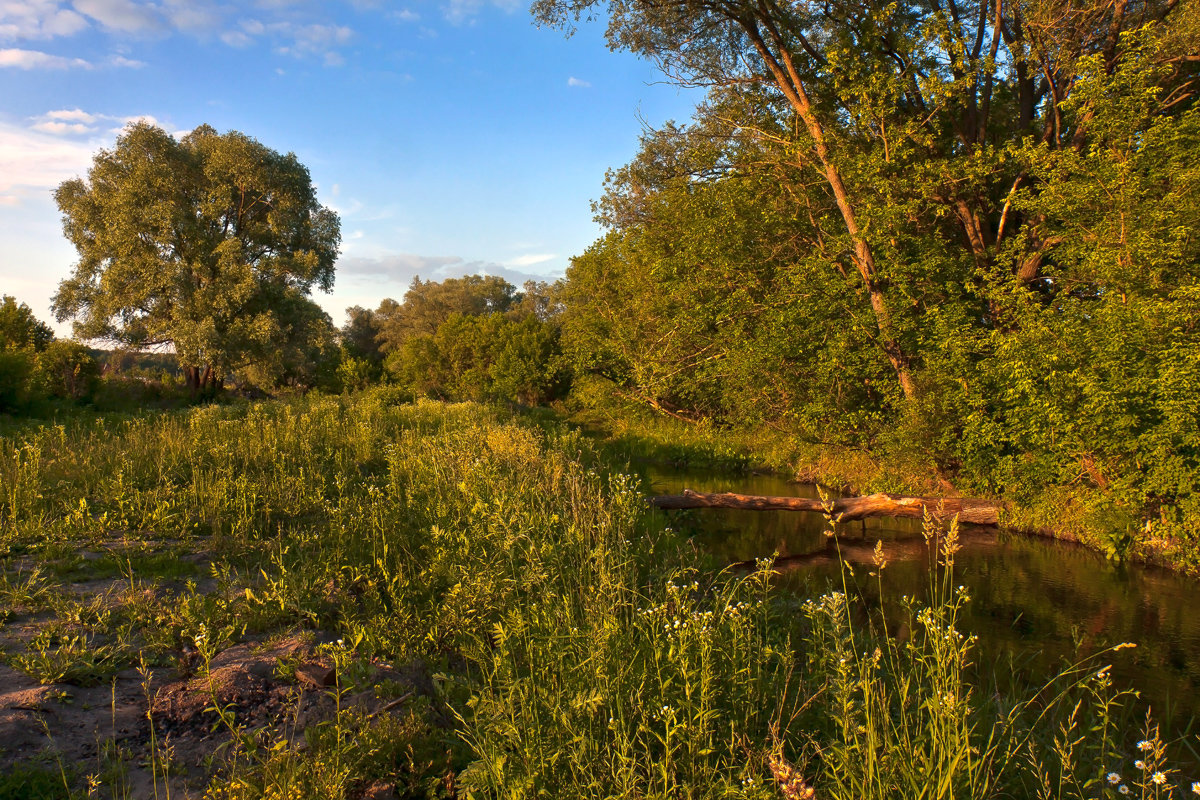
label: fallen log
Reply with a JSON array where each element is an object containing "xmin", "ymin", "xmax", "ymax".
[{"xmin": 649, "ymin": 489, "xmax": 1001, "ymax": 526}]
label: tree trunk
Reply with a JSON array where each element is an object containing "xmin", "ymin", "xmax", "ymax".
[
  {"xmin": 185, "ymin": 365, "xmax": 201, "ymax": 395},
  {"xmin": 741, "ymin": 17, "xmax": 917, "ymax": 400},
  {"xmin": 649, "ymin": 489, "xmax": 1001, "ymax": 526}
]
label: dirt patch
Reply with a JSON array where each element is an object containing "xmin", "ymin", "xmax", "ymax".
[
  {"xmin": 151, "ymin": 637, "xmax": 330, "ymax": 744},
  {"xmin": 0, "ymin": 662, "xmax": 154, "ymax": 792},
  {"xmin": 1, "ymin": 632, "xmax": 422, "ymax": 798}
]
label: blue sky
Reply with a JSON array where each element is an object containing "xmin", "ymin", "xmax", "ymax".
[{"xmin": 0, "ymin": 0, "xmax": 700, "ymax": 335}]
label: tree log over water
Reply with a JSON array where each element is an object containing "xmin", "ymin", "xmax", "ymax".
[{"xmin": 649, "ymin": 489, "xmax": 1002, "ymax": 526}]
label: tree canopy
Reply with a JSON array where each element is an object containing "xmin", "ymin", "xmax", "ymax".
[
  {"xmin": 0, "ymin": 295, "xmax": 54, "ymax": 352},
  {"xmin": 536, "ymin": 0, "xmax": 1197, "ymax": 402},
  {"xmin": 52, "ymin": 122, "xmax": 341, "ymax": 391},
  {"xmin": 356, "ymin": 276, "xmax": 569, "ymax": 404},
  {"xmin": 543, "ymin": 0, "xmax": 1200, "ymax": 544},
  {"xmin": 375, "ymin": 274, "xmax": 521, "ymax": 353}
]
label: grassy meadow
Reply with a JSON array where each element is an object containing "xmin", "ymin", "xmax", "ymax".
[{"xmin": 0, "ymin": 390, "xmax": 1194, "ymax": 798}]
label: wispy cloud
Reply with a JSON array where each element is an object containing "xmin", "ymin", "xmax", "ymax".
[
  {"xmin": 2, "ymin": 1, "xmax": 357, "ymax": 66},
  {"xmin": 42, "ymin": 109, "xmax": 102, "ymax": 123},
  {"xmin": 270, "ymin": 22, "xmax": 354, "ymax": 62},
  {"xmin": 0, "ymin": 47, "xmax": 147, "ymax": 70},
  {"xmin": 31, "ymin": 120, "xmax": 92, "ymax": 134},
  {"xmin": 340, "ymin": 253, "xmax": 467, "ymax": 279},
  {"xmin": 0, "ymin": 48, "xmax": 90, "ymax": 69},
  {"xmin": 72, "ymin": 0, "xmax": 164, "ymax": 35},
  {"xmin": 0, "ymin": 120, "xmax": 100, "ymax": 199},
  {"xmin": 507, "ymin": 253, "xmax": 556, "ymax": 267},
  {"xmin": 0, "ymin": 109, "xmax": 178, "ymax": 206},
  {"xmin": 567, "ymin": 76, "xmax": 590, "ymax": 88},
  {"xmin": 339, "ymin": 253, "xmax": 557, "ymax": 296},
  {"xmin": 27, "ymin": 108, "xmax": 163, "ymax": 138},
  {"xmin": 443, "ymin": 0, "xmax": 522, "ymax": 25}
]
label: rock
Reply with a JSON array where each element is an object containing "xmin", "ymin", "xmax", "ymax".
[{"xmin": 295, "ymin": 663, "xmax": 336, "ymax": 688}]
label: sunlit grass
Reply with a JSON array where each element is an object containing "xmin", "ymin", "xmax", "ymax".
[{"xmin": 0, "ymin": 390, "xmax": 1196, "ymax": 797}]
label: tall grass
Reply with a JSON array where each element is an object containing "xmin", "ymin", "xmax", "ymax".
[{"xmin": 0, "ymin": 390, "xmax": 1194, "ymax": 798}]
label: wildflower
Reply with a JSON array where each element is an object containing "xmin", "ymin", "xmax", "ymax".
[
  {"xmin": 1191, "ymin": 781, "xmax": 1200, "ymax": 795},
  {"xmin": 1153, "ymin": 772, "xmax": 1166, "ymax": 785},
  {"xmin": 1119, "ymin": 786, "xmax": 1130, "ymax": 795},
  {"xmin": 1107, "ymin": 773, "xmax": 1121, "ymax": 784},
  {"xmin": 1138, "ymin": 740, "xmax": 1154, "ymax": 752},
  {"xmin": 1135, "ymin": 761, "xmax": 1145, "ymax": 770}
]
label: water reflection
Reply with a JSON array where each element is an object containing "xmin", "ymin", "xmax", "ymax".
[{"xmin": 647, "ymin": 467, "xmax": 1200, "ymax": 738}]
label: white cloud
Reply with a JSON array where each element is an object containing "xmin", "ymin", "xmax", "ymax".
[
  {"xmin": 222, "ymin": 17, "xmax": 264, "ymax": 47},
  {"xmin": 42, "ymin": 108, "xmax": 100, "ymax": 123},
  {"xmin": 220, "ymin": 29, "xmax": 252, "ymax": 47},
  {"xmin": 31, "ymin": 120, "xmax": 92, "ymax": 134},
  {"xmin": 0, "ymin": 49, "xmax": 144, "ymax": 70},
  {"xmin": 2, "ymin": 1, "xmax": 358, "ymax": 69},
  {"xmin": 328, "ymin": 196, "xmax": 363, "ymax": 216},
  {"xmin": 443, "ymin": 0, "xmax": 521, "ymax": 24},
  {"xmin": 161, "ymin": 0, "xmax": 221, "ymax": 33},
  {"xmin": 72, "ymin": 0, "xmax": 164, "ymax": 34},
  {"xmin": 392, "ymin": 8, "xmax": 419, "ymax": 21},
  {"xmin": 0, "ymin": 1, "xmax": 89, "ymax": 40},
  {"xmin": 338, "ymin": 253, "xmax": 555, "ymax": 293},
  {"xmin": 339, "ymin": 253, "xmax": 467, "ymax": 279},
  {"xmin": 0, "ymin": 119, "xmax": 100, "ymax": 197},
  {"xmin": 0, "ymin": 47, "xmax": 90, "ymax": 68},
  {"xmin": 507, "ymin": 253, "xmax": 555, "ymax": 267},
  {"xmin": 116, "ymin": 112, "xmax": 160, "ymax": 128},
  {"xmin": 26, "ymin": 108, "xmax": 164, "ymax": 140},
  {"xmin": 267, "ymin": 20, "xmax": 353, "ymax": 64},
  {"xmin": 567, "ymin": 76, "xmax": 590, "ymax": 88}
]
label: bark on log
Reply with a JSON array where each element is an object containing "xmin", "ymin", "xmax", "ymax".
[{"xmin": 649, "ymin": 489, "xmax": 1001, "ymax": 526}]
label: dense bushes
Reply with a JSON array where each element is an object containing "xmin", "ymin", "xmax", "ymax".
[{"xmin": 0, "ymin": 295, "xmax": 100, "ymax": 413}]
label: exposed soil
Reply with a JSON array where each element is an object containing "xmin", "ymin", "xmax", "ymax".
[{"xmin": 0, "ymin": 632, "xmax": 421, "ymax": 798}]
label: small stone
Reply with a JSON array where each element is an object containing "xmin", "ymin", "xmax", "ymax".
[{"xmin": 294, "ymin": 663, "xmax": 336, "ymax": 688}]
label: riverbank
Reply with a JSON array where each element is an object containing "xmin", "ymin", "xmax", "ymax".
[
  {"xmin": 563, "ymin": 404, "xmax": 1200, "ymax": 575},
  {"xmin": 1, "ymin": 391, "xmax": 1196, "ymax": 797}
]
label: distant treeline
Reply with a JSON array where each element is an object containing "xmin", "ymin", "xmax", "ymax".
[{"xmin": 338, "ymin": 275, "xmax": 569, "ymax": 405}]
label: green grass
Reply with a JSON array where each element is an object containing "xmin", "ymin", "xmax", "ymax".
[
  {"xmin": 0, "ymin": 764, "xmax": 72, "ymax": 800},
  {"xmin": 0, "ymin": 389, "xmax": 1195, "ymax": 798}
]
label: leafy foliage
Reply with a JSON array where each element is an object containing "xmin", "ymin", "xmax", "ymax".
[
  {"xmin": 0, "ymin": 295, "xmax": 53, "ymax": 352},
  {"xmin": 548, "ymin": 5, "xmax": 1200, "ymax": 552},
  {"xmin": 361, "ymin": 277, "xmax": 570, "ymax": 404},
  {"xmin": 52, "ymin": 122, "xmax": 340, "ymax": 391}
]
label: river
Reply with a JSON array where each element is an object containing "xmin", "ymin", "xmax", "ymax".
[{"xmin": 646, "ymin": 466, "xmax": 1200, "ymax": 741}]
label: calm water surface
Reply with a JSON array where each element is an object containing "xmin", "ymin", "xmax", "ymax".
[{"xmin": 646, "ymin": 467, "xmax": 1200, "ymax": 737}]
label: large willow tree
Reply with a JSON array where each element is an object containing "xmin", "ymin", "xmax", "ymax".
[{"xmin": 53, "ymin": 123, "xmax": 341, "ymax": 391}]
